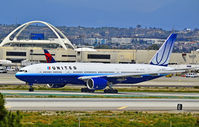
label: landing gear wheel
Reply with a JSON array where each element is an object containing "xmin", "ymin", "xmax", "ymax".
[
  {"xmin": 29, "ymin": 87, "xmax": 34, "ymax": 92},
  {"xmin": 177, "ymin": 104, "xmax": 183, "ymax": 110},
  {"xmin": 89, "ymin": 90, "xmax": 95, "ymax": 93},
  {"xmin": 114, "ymin": 89, "xmax": 118, "ymax": 93},
  {"xmin": 81, "ymin": 88, "xmax": 87, "ymax": 92},
  {"xmin": 81, "ymin": 88, "xmax": 95, "ymax": 93},
  {"xmin": 28, "ymin": 83, "xmax": 34, "ymax": 92},
  {"xmin": 104, "ymin": 89, "xmax": 118, "ymax": 93},
  {"xmin": 105, "ymin": 82, "xmax": 118, "ymax": 93}
]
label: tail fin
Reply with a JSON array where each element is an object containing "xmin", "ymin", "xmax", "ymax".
[
  {"xmin": 43, "ymin": 49, "xmax": 56, "ymax": 63},
  {"xmin": 149, "ymin": 33, "xmax": 177, "ymax": 66}
]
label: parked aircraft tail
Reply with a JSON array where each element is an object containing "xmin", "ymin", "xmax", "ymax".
[
  {"xmin": 43, "ymin": 49, "xmax": 56, "ymax": 63},
  {"xmin": 149, "ymin": 33, "xmax": 177, "ymax": 66}
]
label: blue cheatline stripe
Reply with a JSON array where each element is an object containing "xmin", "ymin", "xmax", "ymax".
[
  {"xmin": 15, "ymin": 73, "xmax": 168, "ymax": 77},
  {"xmin": 15, "ymin": 73, "xmax": 115, "ymax": 77}
]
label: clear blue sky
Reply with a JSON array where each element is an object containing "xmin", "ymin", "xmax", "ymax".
[{"xmin": 0, "ymin": 0, "xmax": 198, "ymax": 30}]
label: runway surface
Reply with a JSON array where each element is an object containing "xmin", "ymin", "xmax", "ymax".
[
  {"xmin": 1, "ymin": 73, "xmax": 199, "ymax": 112},
  {"xmin": 1, "ymin": 90, "xmax": 199, "ymax": 98},
  {"xmin": 5, "ymin": 98, "xmax": 199, "ymax": 111}
]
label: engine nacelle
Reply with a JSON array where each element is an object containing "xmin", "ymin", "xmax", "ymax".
[
  {"xmin": 47, "ymin": 84, "xmax": 66, "ymax": 88},
  {"xmin": 87, "ymin": 78, "xmax": 107, "ymax": 90}
]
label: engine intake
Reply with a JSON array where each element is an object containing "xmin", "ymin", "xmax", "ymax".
[{"xmin": 87, "ymin": 78, "xmax": 107, "ymax": 90}]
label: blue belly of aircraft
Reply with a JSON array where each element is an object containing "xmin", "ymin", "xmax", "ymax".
[{"xmin": 15, "ymin": 73, "xmax": 164, "ymax": 85}]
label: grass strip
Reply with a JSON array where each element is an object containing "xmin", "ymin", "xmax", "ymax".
[{"xmin": 19, "ymin": 111, "xmax": 199, "ymax": 127}]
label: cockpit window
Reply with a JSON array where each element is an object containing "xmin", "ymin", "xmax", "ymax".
[{"xmin": 19, "ymin": 70, "xmax": 27, "ymax": 72}]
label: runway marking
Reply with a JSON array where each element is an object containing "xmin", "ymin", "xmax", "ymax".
[
  {"xmin": 5, "ymin": 105, "xmax": 11, "ymax": 109},
  {"xmin": 118, "ymin": 106, "xmax": 128, "ymax": 110}
]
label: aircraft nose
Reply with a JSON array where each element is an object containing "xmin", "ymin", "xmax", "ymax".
[{"xmin": 15, "ymin": 72, "xmax": 23, "ymax": 80}]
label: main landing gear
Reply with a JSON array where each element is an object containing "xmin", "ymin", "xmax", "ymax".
[
  {"xmin": 104, "ymin": 89, "xmax": 118, "ymax": 93},
  {"xmin": 104, "ymin": 83, "xmax": 118, "ymax": 93},
  {"xmin": 81, "ymin": 88, "xmax": 95, "ymax": 93},
  {"xmin": 81, "ymin": 82, "xmax": 118, "ymax": 93},
  {"xmin": 28, "ymin": 83, "xmax": 34, "ymax": 92}
]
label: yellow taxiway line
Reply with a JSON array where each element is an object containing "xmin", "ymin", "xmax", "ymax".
[
  {"xmin": 5, "ymin": 105, "xmax": 11, "ymax": 109},
  {"xmin": 118, "ymin": 106, "xmax": 128, "ymax": 110}
]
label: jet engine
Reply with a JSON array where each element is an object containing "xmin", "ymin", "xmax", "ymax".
[
  {"xmin": 86, "ymin": 78, "xmax": 107, "ymax": 90},
  {"xmin": 47, "ymin": 84, "xmax": 66, "ymax": 88}
]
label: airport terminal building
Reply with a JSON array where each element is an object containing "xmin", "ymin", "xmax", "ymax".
[{"xmin": 0, "ymin": 21, "xmax": 199, "ymax": 66}]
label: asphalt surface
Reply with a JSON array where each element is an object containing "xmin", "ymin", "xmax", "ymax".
[
  {"xmin": 5, "ymin": 98, "xmax": 199, "ymax": 111},
  {"xmin": 1, "ymin": 90, "xmax": 199, "ymax": 98},
  {"xmin": 1, "ymin": 73, "xmax": 199, "ymax": 112}
]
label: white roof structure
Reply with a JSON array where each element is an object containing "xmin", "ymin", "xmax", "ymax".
[
  {"xmin": 75, "ymin": 48, "xmax": 96, "ymax": 51},
  {"xmin": 0, "ymin": 20, "xmax": 75, "ymax": 50}
]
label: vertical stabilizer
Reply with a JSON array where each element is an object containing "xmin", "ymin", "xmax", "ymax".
[
  {"xmin": 44, "ymin": 49, "xmax": 56, "ymax": 63},
  {"xmin": 149, "ymin": 33, "xmax": 177, "ymax": 66}
]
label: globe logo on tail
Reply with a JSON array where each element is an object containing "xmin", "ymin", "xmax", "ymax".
[{"xmin": 150, "ymin": 33, "xmax": 177, "ymax": 66}]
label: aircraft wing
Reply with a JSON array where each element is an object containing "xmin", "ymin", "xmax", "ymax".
[
  {"xmin": 169, "ymin": 65, "xmax": 199, "ymax": 71},
  {"xmin": 78, "ymin": 70, "xmax": 184, "ymax": 80},
  {"xmin": 173, "ymin": 67, "xmax": 198, "ymax": 71}
]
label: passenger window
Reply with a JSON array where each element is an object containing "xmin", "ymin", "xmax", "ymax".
[
  {"xmin": 64, "ymin": 66, "xmax": 67, "ymax": 70},
  {"xmin": 61, "ymin": 66, "xmax": 64, "ymax": 70},
  {"xmin": 57, "ymin": 66, "xmax": 60, "ymax": 70},
  {"xmin": 69, "ymin": 66, "xmax": 72, "ymax": 70},
  {"xmin": 52, "ymin": 66, "xmax": 56, "ymax": 70},
  {"xmin": 73, "ymin": 66, "xmax": 77, "ymax": 70}
]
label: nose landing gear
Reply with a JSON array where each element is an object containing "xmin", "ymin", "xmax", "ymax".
[{"xmin": 28, "ymin": 83, "xmax": 34, "ymax": 92}]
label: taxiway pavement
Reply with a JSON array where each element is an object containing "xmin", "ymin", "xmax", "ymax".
[
  {"xmin": 5, "ymin": 98, "xmax": 199, "ymax": 112},
  {"xmin": 1, "ymin": 90, "xmax": 199, "ymax": 98}
]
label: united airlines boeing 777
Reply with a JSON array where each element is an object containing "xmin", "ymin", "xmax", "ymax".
[{"xmin": 16, "ymin": 33, "xmax": 181, "ymax": 93}]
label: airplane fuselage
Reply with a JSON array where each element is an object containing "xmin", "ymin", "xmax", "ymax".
[{"xmin": 16, "ymin": 62, "xmax": 173, "ymax": 85}]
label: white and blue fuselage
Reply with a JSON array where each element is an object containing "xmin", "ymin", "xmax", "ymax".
[{"xmin": 16, "ymin": 62, "xmax": 173, "ymax": 85}]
